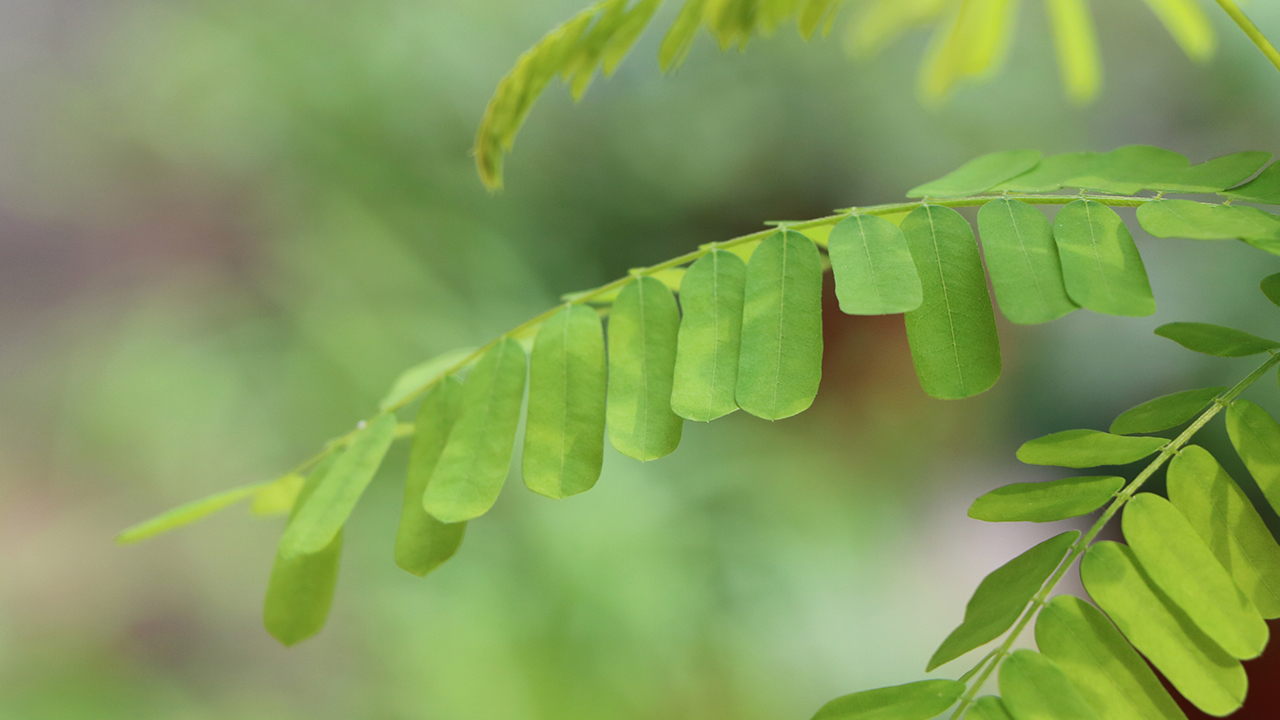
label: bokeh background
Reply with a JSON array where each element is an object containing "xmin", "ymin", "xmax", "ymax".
[{"xmin": 4, "ymin": 1, "xmax": 1280, "ymax": 718}]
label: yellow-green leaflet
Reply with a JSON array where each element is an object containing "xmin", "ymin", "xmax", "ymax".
[
  {"xmin": 994, "ymin": 152, "xmax": 1104, "ymax": 193},
  {"xmin": 1222, "ymin": 161, "xmax": 1280, "ymax": 205},
  {"xmin": 1080, "ymin": 542, "xmax": 1247, "ymax": 716},
  {"xmin": 1017, "ymin": 429, "xmax": 1166, "ymax": 468},
  {"xmin": 1169, "ymin": 446, "xmax": 1280, "ymax": 619},
  {"xmin": 1137, "ymin": 200, "xmax": 1280, "ymax": 241},
  {"xmin": 917, "ymin": 1, "xmax": 1020, "ymax": 102},
  {"xmin": 523, "ymin": 304, "xmax": 607, "ymax": 497},
  {"xmin": 1064, "ymin": 146, "xmax": 1189, "ymax": 195},
  {"xmin": 999, "ymin": 650, "xmax": 1100, "ymax": 720},
  {"xmin": 396, "ymin": 376, "xmax": 466, "ymax": 577},
  {"xmin": 1034, "ymin": 595, "xmax": 1188, "ymax": 720},
  {"xmin": 1155, "ymin": 322, "xmax": 1280, "ymax": 357},
  {"xmin": 659, "ymin": 0, "xmax": 705, "ymax": 71},
  {"xmin": 811, "ymin": 679, "xmax": 965, "ymax": 720},
  {"xmin": 977, "ymin": 198, "xmax": 1077, "ymax": 324},
  {"xmin": 1053, "ymin": 199, "xmax": 1156, "ymax": 317},
  {"xmin": 607, "ymin": 277, "xmax": 683, "ymax": 461},
  {"xmin": 1157, "ymin": 151, "xmax": 1273, "ymax": 193},
  {"xmin": 251, "ymin": 474, "xmax": 305, "ymax": 516},
  {"xmin": 116, "ymin": 483, "xmax": 263, "ymax": 545},
  {"xmin": 1226, "ymin": 399, "xmax": 1280, "ymax": 516},
  {"xmin": 277, "ymin": 414, "xmax": 397, "ymax": 559},
  {"xmin": 1122, "ymin": 493, "xmax": 1268, "ymax": 659},
  {"xmin": 600, "ymin": 0, "xmax": 661, "ymax": 75},
  {"xmin": 798, "ymin": 0, "xmax": 842, "ymax": 39},
  {"xmin": 1141, "ymin": 0, "xmax": 1215, "ymax": 61},
  {"xmin": 827, "ymin": 214, "xmax": 923, "ymax": 315},
  {"xmin": 424, "ymin": 338, "xmax": 527, "ymax": 522},
  {"xmin": 967, "ymin": 696, "xmax": 1014, "ymax": 720},
  {"xmin": 264, "ymin": 454, "xmax": 342, "ymax": 646},
  {"xmin": 1261, "ymin": 272, "xmax": 1280, "ymax": 307},
  {"xmin": 907, "ymin": 150, "xmax": 1041, "ymax": 198},
  {"xmin": 736, "ymin": 230, "xmax": 824, "ymax": 420},
  {"xmin": 901, "ymin": 205, "xmax": 1001, "ymax": 399},
  {"xmin": 379, "ymin": 347, "xmax": 476, "ymax": 411},
  {"xmin": 1110, "ymin": 387, "xmax": 1225, "ymax": 435},
  {"xmin": 968, "ymin": 476, "xmax": 1122, "ymax": 523},
  {"xmin": 1045, "ymin": 0, "xmax": 1101, "ymax": 103},
  {"xmin": 928, "ymin": 531, "xmax": 1078, "ymax": 671},
  {"xmin": 671, "ymin": 250, "xmax": 747, "ymax": 422}
]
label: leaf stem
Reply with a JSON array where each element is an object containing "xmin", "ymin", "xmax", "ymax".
[{"xmin": 1214, "ymin": 0, "xmax": 1280, "ymax": 75}]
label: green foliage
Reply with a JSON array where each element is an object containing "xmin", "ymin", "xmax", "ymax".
[
  {"xmin": 396, "ymin": 377, "xmax": 466, "ymax": 577},
  {"xmin": 968, "ymin": 476, "xmax": 1123, "ymax": 523},
  {"xmin": 1053, "ymin": 199, "xmax": 1156, "ymax": 317},
  {"xmin": 606, "ymin": 277, "xmax": 684, "ymax": 460},
  {"xmin": 977, "ymin": 198, "xmax": 1077, "ymax": 325},
  {"xmin": 1016, "ymin": 430, "xmax": 1166, "ymax": 468},
  {"xmin": 671, "ymin": 249, "xmax": 748, "ymax": 421},
  {"xmin": 1226, "ymin": 399, "xmax": 1280, "ymax": 514},
  {"xmin": 827, "ymin": 214, "xmax": 922, "ymax": 316},
  {"xmin": 1261, "ymin": 272, "xmax": 1280, "ymax": 307},
  {"xmin": 907, "ymin": 150, "xmax": 1042, "ymax": 198},
  {"xmin": 1137, "ymin": 199, "xmax": 1280, "ymax": 241},
  {"xmin": 116, "ymin": 482, "xmax": 263, "ymax": 544},
  {"xmin": 1155, "ymin": 322, "xmax": 1280, "ymax": 357},
  {"xmin": 966, "ymin": 696, "xmax": 1013, "ymax": 720},
  {"xmin": 998, "ymin": 649, "xmax": 1099, "ymax": 720},
  {"xmin": 809, "ymin": 679, "xmax": 965, "ymax": 720},
  {"xmin": 1110, "ymin": 387, "xmax": 1226, "ymax": 435}
]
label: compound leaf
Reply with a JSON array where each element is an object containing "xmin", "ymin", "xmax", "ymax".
[
  {"xmin": 1110, "ymin": 387, "xmax": 1225, "ymax": 435},
  {"xmin": 1222, "ymin": 161, "xmax": 1280, "ymax": 205},
  {"xmin": 1017, "ymin": 430, "xmax": 1166, "ymax": 468},
  {"xmin": 1226, "ymin": 399, "xmax": 1280, "ymax": 516},
  {"xmin": 264, "ymin": 455, "xmax": 343, "ymax": 646},
  {"xmin": 1261, "ymin": 273, "xmax": 1280, "ymax": 307},
  {"xmin": 737, "ymin": 230, "xmax": 824, "ymax": 420},
  {"xmin": 523, "ymin": 304, "xmax": 607, "ymax": 497},
  {"xmin": 1169, "ymin": 446, "xmax": 1280, "ymax": 619},
  {"xmin": 116, "ymin": 483, "xmax": 263, "ymax": 545},
  {"xmin": 977, "ymin": 198, "xmax": 1078, "ymax": 324},
  {"xmin": 1045, "ymin": 0, "xmax": 1102, "ymax": 104},
  {"xmin": 1137, "ymin": 200, "xmax": 1280, "ymax": 241},
  {"xmin": 828, "ymin": 214, "xmax": 923, "ymax": 315},
  {"xmin": 424, "ymin": 338, "xmax": 528, "ymax": 522},
  {"xmin": 1053, "ymin": 199, "xmax": 1156, "ymax": 317},
  {"xmin": 396, "ymin": 376, "xmax": 466, "ymax": 577},
  {"xmin": 907, "ymin": 150, "xmax": 1041, "ymax": 198},
  {"xmin": 1080, "ymin": 541, "xmax": 1247, "ymax": 717},
  {"xmin": 901, "ymin": 205, "xmax": 1002, "ymax": 399},
  {"xmin": 671, "ymin": 250, "xmax": 747, "ymax": 422},
  {"xmin": 811, "ymin": 679, "xmax": 965, "ymax": 720},
  {"xmin": 1155, "ymin": 322, "xmax": 1280, "ymax": 357},
  {"xmin": 967, "ymin": 696, "xmax": 1014, "ymax": 720},
  {"xmin": 608, "ymin": 277, "xmax": 683, "ymax": 460},
  {"xmin": 928, "ymin": 531, "xmax": 1078, "ymax": 671},
  {"xmin": 968, "ymin": 476, "xmax": 1122, "ymax": 523},
  {"xmin": 999, "ymin": 649, "xmax": 1100, "ymax": 720}
]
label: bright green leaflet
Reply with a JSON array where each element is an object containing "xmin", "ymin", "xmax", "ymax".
[
  {"xmin": 1168, "ymin": 446, "xmax": 1280, "ymax": 619},
  {"xmin": 264, "ymin": 455, "xmax": 342, "ymax": 646},
  {"xmin": 379, "ymin": 347, "xmax": 476, "ymax": 411},
  {"xmin": 396, "ymin": 376, "xmax": 466, "ymax": 577},
  {"xmin": 600, "ymin": 0, "xmax": 661, "ymax": 75},
  {"xmin": 1016, "ymin": 429, "xmax": 1166, "ymax": 468},
  {"xmin": 251, "ymin": 473, "xmax": 304, "ymax": 516},
  {"xmin": 1064, "ymin": 146, "xmax": 1190, "ymax": 195},
  {"xmin": 279, "ymin": 414, "xmax": 397, "ymax": 559},
  {"xmin": 1034, "ymin": 595, "xmax": 1188, "ymax": 720},
  {"xmin": 607, "ymin": 276, "xmax": 683, "ymax": 460},
  {"xmin": 968, "ymin": 476, "xmax": 1122, "ymax": 523},
  {"xmin": 928, "ymin": 531, "xmax": 1078, "ymax": 671},
  {"xmin": 671, "ymin": 250, "xmax": 747, "ymax": 422},
  {"xmin": 523, "ymin": 304, "xmax": 607, "ymax": 497},
  {"xmin": 116, "ymin": 483, "xmax": 262, "ymax": 545},
  {"xmin": 967, "ymin": 696, "xmax": 1014, "ymax": 720},
  {"xmin": 1141, "ymin": 0, "xmax": 1216, "ymax": 61},
  {"xmin": 1137, "ymin": 200, "xmax": 1280, "ymax": 241},
  {"xmin": 998, "ymin": 649, "xmax": 1100, "ymax": 720},
  {"xmin": 1045, "ymin": 0, "xmax": 1102, "ymax": 103},
  {"xmin": 1261, "ymin": 272, "xmax": 1280, "ymax": 307},
  {"xmin": 810, "ymin": 679, "xmax": 965, "ymax": 720},
  {"xmin": 1053, "ymin": 199, "xmax": 1156, "ymax": 317},
  {"xmin": 977, "ymin": 198, "xmax": 1077, "ymax": 324},
  {"xmin": 901, "ymin": 205, "xmax": 1002, "ymax": 400},
  {"xmin": 994, "ymin": 152, "xmax": 1103, "ymax": 192},
  {"xmin": 737, "ymin": 230, "xmax": 824, "ymax": 420},
  {"xmin": 1155, "ymin": 322, "xmax": 1280, "ymax": 357},
  {"xmin": 1110, "ymin": 386, "xmax": 1226, "ymax": 435},
  {"xmin": 1122, "ymin": 493, "xmax": 1268, "ymax": 660},
  {"xmin": 1151, "ymin": 151, "xmax": 1272, "ymax": 193},
  {"xmin": 1222, "ymin": 160, "xmax": 1280, "ymax": 205},
  {"xmin": 424, "ymin": 338, "xmax": 528, "ymax": 522},
  {"xmin": 827, "ymin": 214, "xmax": 923, "ymax": 315},
  {"xmin": 1080, "ymin": 541, "xmax": 1247, "ymax": 717},
  {"xmin": 1226, "ymin": 399, "xmax": 1280, "ymax": 515},
  {"xmin": 906, "ymin": 150, "xmax": 1041, "ymax": 198},
  {"xmin": 658, "ymin": 0, "xmax": 705, "ymax": 71}
]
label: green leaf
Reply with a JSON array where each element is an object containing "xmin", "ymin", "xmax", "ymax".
[
  {"xmin": 396, "ymin": 376, "xmax": 466, "ymax": 577},
  {"xmin": 1122, "ymin": 493, "xmax": 1268, "ymax": 659},
  {"xmin": 846, "ymin": 0, "xmax": 950, "ymax": 60},
  {"xmin": 379, "ymin": 347, "xmax": 477, "ymax": 411},
  {"xmin": 1017, "ymin": 429, "xmax": 1166, "ymax": 468},
  {"xmin": 671, "ymin": 250, "xmax": 747, "ymax": 422},
  {"xmin": 1155, "ymin": 151, "xmax": 1272, "ymax": 193},
  {"xmin": 264, "ymin": 455, "xmax": 342, "ymax": 646},
  {"xmin": 1261, "ymin": 273, "xmax": 1280, "ymax": 307},
  {"xmin": 563, "ymin": 0, "xmax": 629, "ymax": 99},
  {"xmin": 601, "ymin": 0, "xmax": 662, "ymax": 75},
  {"xmin": 1141, "ymin": 0, "xmax": 1216, "ymax": 61},
  {"xmin": 901, "ymin": 205, "xmax": 1002, "ymax": 399},
  {"xmin": 994, "ymin": 152, "xmax": 1104, "ymax": 193},
  {"xmin": 1064, "ymin": 146, "xmax": 1190, "ymax": 195},
  {"xmin": 737, "ymin": 230, "xmax": 824, "ymax": 420},
  {"xmin": 811, "ymin": 679, "xmax": 965, "ymax": 720},
  {"xmin": 1155, "ymin": 322, "xmax": 1280, "ymax": 357},
  {"xmin": 424, "ymin": 338, "xmax": 528, "ymax": 522},
  {"xmin": 798, "ymin": 0, "xmax": 843, "ymax": 39},
  {"xmin": 1136, "ymin": 200, "xmax": 1280, "ymax": 241},
  {"xmin": 607, "ymin": 277, "xmax": 683, "ymax": 460},
  {"xmin": 659, "ymin": 0, "xmax": 706, "ymax": 71},
  {"xmin": 1226, "ymin": 399, "xmax": 1280, "ymax": 516},
  {"xmin": 1045, "ymin": 0, "xmax": 1102, "ymax": 104},
  {"xmin": 966, "ymin": 696, "xmax": 1014, "ymax": 720},
  {"xmin": 523, "ymin": 304, "xmax": 607, "ymax": 497},
  {"xmin": 1035, "ymin": 595, "xmax": 1188, "ymax": 720},
  {"xmin": 251, "ymin": 474, "xmax": 305, "ymax": 516},
  {"xmin": 1080, "ymin": 541, "xmax": 1247, "ymax": 716},
  {"xmin": 1221, "ymin": 161, "xmax": 1280, "ymax": 205},
  {"xmin": 1169, "ymin": 446, "xmax": 1280, "ymax": 619},
  {"xmin": 279, "ymin": 414, "xmax": 397, "ymax": 558},
  {"xmin": 906, "ymin": 150, "xmax": 1042, "ymax": 198},
  {"xmin": 1053, "ymin": 199, "xmax": 1156, "ymax": 317},
  {"xmin": 968, "ymin": 476, "xmax": 1122, "ymax": 523},
  {"xmin": 928, "ymin": 531, "xmax": 1078, "ymax": 671},
  {"xmin": 1000, "ymin": 650, "xmax": 1100, "ymax": 720},
  {"xmin": 977, "ymin": 198, "xmax": 1078, "ymax": 324},
  {"xmin": 116, "ymin": 483, "xmax": 263, "ymax": 545},
  {"xmin": 828, "ymin": 214, "xmax": 923, "ymax": 315},
  {"xmin": 1110, "ymin": 387, "xmax": 1226, "ymax": 435}
]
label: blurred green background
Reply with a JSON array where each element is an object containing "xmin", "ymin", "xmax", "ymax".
[{"xmin": 4, "ymin": 1, "xmax": 1280, "ymax": 718}]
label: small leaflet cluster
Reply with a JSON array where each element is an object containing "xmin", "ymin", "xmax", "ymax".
[{"xmin": 119, "ymin": 147, "xmax": 1280, "ymax": 664}]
